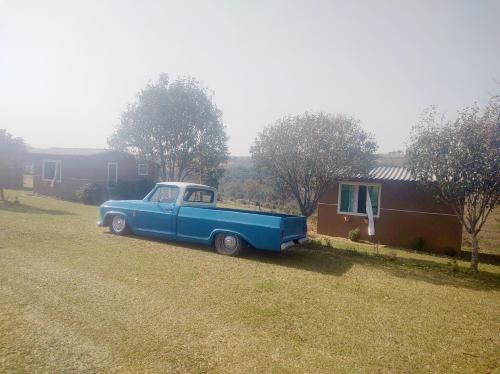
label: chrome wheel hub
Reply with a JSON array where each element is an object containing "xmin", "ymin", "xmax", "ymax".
[
  {"xmin": 223, "ymin": 235, "xmax": 237, "ymax": 249},
  {"xmin": 112, "ymin": 216, "xmax": 126, "ymax": 232}
]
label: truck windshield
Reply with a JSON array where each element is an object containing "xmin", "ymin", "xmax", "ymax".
[{"xmin": 149, "ymin": 186, "xmax": 179, "ymax": 203}]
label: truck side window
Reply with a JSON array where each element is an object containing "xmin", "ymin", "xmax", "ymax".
[
  {"xmin": 183, "ymin": 188, "xmax": 214, "ymax": 203},
  {"xmin": 150, "ymin": 186, "xmax": 179, "ymax": 203}
]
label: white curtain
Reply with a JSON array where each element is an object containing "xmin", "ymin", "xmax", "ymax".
[{"xmin": 366, "ymin": 190, "xmax": 375, "ymax": 236}]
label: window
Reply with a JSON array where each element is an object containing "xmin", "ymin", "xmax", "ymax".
[
  {"xmin": 149, "ymin": 186, "xmax": 179, "ymax": 203},
  {"xmin": 42, "ymin": 160, "xmax": 61, "ymax": 182},
  {"xmin": 338, "ymin": 183, "xmax": 380, "ymax": 217},
  {"xmin": 107, "ymin": 162, "xmax": 118, "ymax": 189},
  {"xmin": 138, "ymin": 163, "xmax": 148, "ymax": 176},
  {"xmin": 183, "ymin": 188, "xmax": 214, "ymax": 203}
]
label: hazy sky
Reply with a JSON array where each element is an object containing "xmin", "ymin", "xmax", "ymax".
[{"xmin": 1, "ymin": 0, "xmax": 499, "ymax": 155}]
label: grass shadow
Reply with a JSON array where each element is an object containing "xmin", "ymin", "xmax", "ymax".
[
  {"xmin": 0, "ymin": 201, "xmax": 76, "ymax": 216},
  {"xmin": 307, "ymin": 244, "xmax": 500, "ymax": 291}
]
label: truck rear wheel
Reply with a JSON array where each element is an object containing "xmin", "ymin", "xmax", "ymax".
[{"xmin": 214, "ymin": 233, "xmax": 244, "ymax": 256}]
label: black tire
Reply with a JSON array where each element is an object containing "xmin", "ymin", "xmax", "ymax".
[
  {"xmin": 214, "ymin": 233, "xmax": 244, "ymax": 256},
  {"xmin": 109, "ymin": 215, "xmax": 129, "ymax": 235}
]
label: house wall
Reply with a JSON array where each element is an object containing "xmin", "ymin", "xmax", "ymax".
[
  {"xmin": 31, "ymin": 152, "xmax": 158, "ymax": 201},
  {"xmin": 317, "ymin": 181, "xmax": 463, "ymax": 254}
]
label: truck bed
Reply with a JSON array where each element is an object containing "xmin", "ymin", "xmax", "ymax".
[{"xmin": 176, "ymin": 206, "xmax": 307, "ymax": 251}]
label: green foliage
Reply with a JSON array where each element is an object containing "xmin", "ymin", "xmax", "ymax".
[
  {"xmin": 411, "ymin": 237, "xmax": 426, "ymax": 251},
  {"xmin": 77, "ymin": 180, "xmax": 157, "ymax": 205},
  {"xmin": 109, "ymin": 74, "xmax": 228, "ymax": 184},
  {"xmin": 108, "ymin": 179, "xmax": 157, "ymax": 200},
  {"xmin": 0, "ymin": 129, "xmax": 25, "ymax": 194},
  {"xmin": 251, "ymin": 112, "xmax": 377, "ymax": 216},
  {"xmin": 407, "ymin": 98, "xmax": 500, "ymax": 272},
  {"xmin": 76, "ymin": 183, "xmax": 105, "ymax": 205},
  {"xmin": 348, "ymin": 227, "xmax": 361, "ymax": 242}
]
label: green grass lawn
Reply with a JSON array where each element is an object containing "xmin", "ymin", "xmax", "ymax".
[{"xmin": 1, "ymin": 190, "xmax": 499, "ymax": 373}]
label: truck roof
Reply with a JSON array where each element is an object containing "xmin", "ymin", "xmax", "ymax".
[{"xmin": 156, "ymin": 182, "xmax": 216, "ymax": 191}]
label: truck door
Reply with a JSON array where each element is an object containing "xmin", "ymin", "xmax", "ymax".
[{"xmin": 136, "ymin": 185, "xmax": 179, "ymax": 237}]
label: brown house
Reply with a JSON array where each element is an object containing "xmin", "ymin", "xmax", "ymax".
[
  {"xmin": 317, "ymin": 167, "xmax": 462, "ymax": 254},
  {"xmin": 28, "ymin": 148, "xmax": 158, "ymax": 201}
]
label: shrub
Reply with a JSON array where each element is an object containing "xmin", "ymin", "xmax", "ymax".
[
  {"xmin": 411, "ymin": 237, "xmax": 425, "ymax": 251},
  {"xmin": 448, "ymin": 258, "xmax": 460, "ymax": 272},
  {"xmin": 443, "ymin": 247, "xmax": 458, "ymax": 258},
  {"xmin": 108, "ymin": 179, "xmax": 157, "ymax": 200},
  {"xmin": 348, "ymin": 228, "xmax": 360, "ymax": 242},
  {"xmin": 76, "ymin": 183, "xmax": 105, "ymax": 205}
]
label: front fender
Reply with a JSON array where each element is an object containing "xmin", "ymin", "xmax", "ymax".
[{"xmin": 102, "ymin": 210, "xmax": 130, "ymax": 227}]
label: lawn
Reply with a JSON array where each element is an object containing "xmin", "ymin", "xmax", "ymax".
[{"xmin": 1, "ymin": 190, "xmax": 499, "ymax": 373}]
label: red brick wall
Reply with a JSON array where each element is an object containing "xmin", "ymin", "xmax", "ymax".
[{"xmin": 317, "ymin": 181, "xmax": 463, "ymax": 253}]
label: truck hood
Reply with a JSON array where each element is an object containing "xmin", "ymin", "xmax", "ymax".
[{"xmin": 100, "ymin": 200, "xmax": 143, "ymax": 209}]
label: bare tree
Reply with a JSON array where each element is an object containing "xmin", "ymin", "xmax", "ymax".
[
  {"xmin": 109, "ymin": 74, "xmax": 228, "ymax": 184},
  {"xmin": 407, "ymin": 98, "xmax": 500, "ymax": 272},
  {"xmin": 251, "ymin": 112, "xmax": 377, "ymax": 217}
]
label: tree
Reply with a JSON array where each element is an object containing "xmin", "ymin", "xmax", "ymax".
[
  {"xmin": 251, "ymin": 112, "xmax": 377, "ymax": 217},
  {"xmin": 407, "ymin": 98, "xmax": 500, "ymax": 272},
  {"xmin": 109, "ymin": 74, "xmax": 228, "ymax": 185},
  {"xmin": 0, "ymin": 129, "xmax": 25, "ymax": 201}
]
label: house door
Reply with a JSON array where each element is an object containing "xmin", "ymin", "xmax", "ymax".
[{"xmin": 107, "ymin": 162, "xmax": 118, "ymax": 189}]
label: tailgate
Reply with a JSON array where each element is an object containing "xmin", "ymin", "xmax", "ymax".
[{"xmin": 281, "ymin": 216, "xmax": 307, "ymax": 242}]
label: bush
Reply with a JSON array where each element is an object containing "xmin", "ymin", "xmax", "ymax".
[
  {"xmin": 108, "ymin": 179, "xmax": 157, "ymax": 200},
  {"xmin": 348, "ymin": 228, "xmax": 361, "ymax": 242},
  {"xmin": 76, "ymin": 183, "xmax": 105, "ymax": 205},
  {"xmin": 411, "ymin": 237, "xmax": 425, "ymax": 251}
]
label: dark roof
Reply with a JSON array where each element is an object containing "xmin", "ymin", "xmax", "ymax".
[
  {"xmin": 28, "ymin": 148, "xmax": 114, "ymax": 156},
  {"xmin": 355, "ymin": 166, "xmax": 416, "ymax": 182}
]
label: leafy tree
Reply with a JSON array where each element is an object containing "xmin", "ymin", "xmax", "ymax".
[
  {"xmin": 251, "ymin": 112, "xmax": 377, "ymax": 217},
  {"xmin": 109, "ymin": 74, "xmax": 228, "ymax": 185},
  {"xmin": 0, "ymin": 129, "xmax": 25, "ymax": 201},
  {"xmin": 407, "ymin": 98, "xmax": 500, "ymax": 272}
]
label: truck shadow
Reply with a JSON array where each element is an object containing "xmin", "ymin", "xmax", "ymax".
[
  {"xmin": 113, "ymin": 233, "xmax": 500, "ymax": 290},
  {"xmin": 241, "ymin": 246, "xmax": 354, "ymax": 276}
]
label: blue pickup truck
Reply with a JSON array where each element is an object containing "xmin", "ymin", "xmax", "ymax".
[{"xmin": 98, "ymin": 182, "xmax": 309, "ymax": 256}]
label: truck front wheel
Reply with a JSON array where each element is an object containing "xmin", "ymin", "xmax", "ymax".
[
  {"xmin": 110, "ymin": 215, "xmax": 129, "ymax": 235},
  {"xmin": 214, "ymin": 233, "xmax": 244, "ymax": 256}
]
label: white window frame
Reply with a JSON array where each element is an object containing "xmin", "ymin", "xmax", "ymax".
[
  {"xmin": 337, "ymin": 181, "xmax": 382, "ymax": 218},
  {"xmin": 42, "ymin": 159, "xmax": 62, "ymax": 182},
  {"xmin": 107, "ymin": 162, "xmax": 118, "ymax": 189},
  {"xmin": 138, "ymin": 163, "xmax": 148, "ymax": 176}
]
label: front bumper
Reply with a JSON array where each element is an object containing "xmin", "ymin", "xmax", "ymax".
[
  {"xmin": 281, "ymin": 237, "xmax": 310, "ymax": 251},
  {"xmin": 97, "ymin": 220, "xmax": 104, "ymax": 227}
]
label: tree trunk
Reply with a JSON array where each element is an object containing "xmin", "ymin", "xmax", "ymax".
[
  {"xmin": 0, "ymin": 188, "xmax": 4, "ymax": 201},
  {"xmin": 161, "ymin": 161, "xmax": 167, "ymax": 182},
  {"xmin": 470, "ymin": 234, "xmax": 479, "ymax": 273}
]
